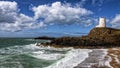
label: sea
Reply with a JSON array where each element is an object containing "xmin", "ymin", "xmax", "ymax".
[{"xmin": 0, "ymin": 38, "xmax": 91, "ymax": 68}]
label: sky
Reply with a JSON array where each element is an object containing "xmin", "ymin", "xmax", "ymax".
[{"xmin": 0, "ymin": 0, "xmax": 120, "ymax": 37}]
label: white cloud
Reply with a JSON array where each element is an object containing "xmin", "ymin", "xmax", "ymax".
[
  {"xmin": 0, "ymin": 1, "xmax": 45, "ymax": 32},
  {"xmin": 111, "ymin": 14, "xmax": 120, "ymax": 28},
  {"xmin": 32, "ymin": 2, "xmax": 93, "ymax": 25},
  {"xmin": 0, "ymin": 1, "xmax": 17, "ymax": 23},
  {"xmin": 0, "ymin": 1, "xmax": 93, "ymax": 32}
]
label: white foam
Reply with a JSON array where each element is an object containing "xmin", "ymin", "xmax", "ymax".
[
  {"xmin": 103, "ymin": 50, "xmax": 113, "ymax": 68},
  {"xmin": 29, "ymin": 45, "xmax": 70, "ymax": 60},
  {"xmin": 0, "ymin": 43, "xmax": 40, "ymax": 58},
  {"xmin": 38, "ymin": 45, "xmax": 72, "ymax": 51},
  {"xmin": 45, "ymin": 49, "xmax": 92, "ymax": 68},
  {"xmin": 31, "ymin": 52, "xmax": 64, "ymax": 60},
  {"xmin": 24, "ymin": 43, "xmax": 41, "ymax": 50},
  {"xmin": 0, "ymin": 43, "xmax": 69, "ymax": 60},
  {"xmin": 98, "ymin": 49, "xmax": 113, "ymax": 68}
]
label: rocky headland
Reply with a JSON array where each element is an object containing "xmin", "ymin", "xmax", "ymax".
[
  {"xmin": 39, "ymin": 27, "xmax": 120, "ymax": 48},
  {"xmin": 35, "ymin": 27, "xmax": 120, "ymax": 68}
]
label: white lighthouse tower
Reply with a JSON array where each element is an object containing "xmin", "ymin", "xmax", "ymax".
[{"xmin": 96, "ymin": 17, "xmax": 106, "ymax": 27}]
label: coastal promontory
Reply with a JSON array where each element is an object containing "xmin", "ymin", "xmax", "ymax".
[{"xmin": 40, "ymin": 27, "xmax": 120, "ymax": 48}]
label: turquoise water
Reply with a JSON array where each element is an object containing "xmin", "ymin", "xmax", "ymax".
[
  {"xmin": 0, "ymin": 38, "xmax": 47, "ymax": 48},
  {"xmin": 0, "ymin": 38, "xmax": 68, "ymax": 68}
]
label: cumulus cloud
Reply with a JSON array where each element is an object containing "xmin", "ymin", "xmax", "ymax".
[
  {"xmin": 0, "ymin": 1, "xmax": 17, "ymax": 23},
  {"xmin": 0, "ymin": 1, "xmax": 45, "ymax": 32},
  {"xmin": 32, "ymin": 2, "xmax": 93, "ymax": 25},
  {"xmin": 0, "ymin": 1, "xmax": 93, "ymax": 32},
  {"xmin": 111, "ymin": 14, "xmax": 120, "ymax": 28}
]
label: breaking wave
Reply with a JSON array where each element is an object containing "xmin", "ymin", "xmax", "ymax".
[
  {"xmin": 0, "ymin": 43, "xmax": 92, "ymax": 68},
  {"xmin": 46, "ymin": 49, "xmax": 92, "ymax": 68}
]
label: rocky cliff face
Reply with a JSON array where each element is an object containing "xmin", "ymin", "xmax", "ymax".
[{"xmin": 45, "ymin": 27, "xmax": 120, "ymax": 47}]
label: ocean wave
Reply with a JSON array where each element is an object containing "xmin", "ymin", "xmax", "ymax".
[
  {"xmin": 0, "ymin": 43, "xmax": 38, "ymax": 59},
  {"xmin": 30, "ymin": 52, "xmax": 64, "ymax": 60},
  {"xmin": 0, "ymin": 43, "xmax": 93, "ymax": 68},
  {"xmin": 29, "ymin": 45, "xmax": 70, "ymax": 60},
  {"xmin": 0, "ymin": 43, "xmax": 69, "ymax": 61},
  {"xmin": 45, "ymin": 49, "xmax": 92, "ymax": 68}
]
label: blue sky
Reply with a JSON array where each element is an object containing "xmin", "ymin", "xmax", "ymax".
[{"xmin": 0, "ymin": 0, "xmax": 120, "ymax": 37}]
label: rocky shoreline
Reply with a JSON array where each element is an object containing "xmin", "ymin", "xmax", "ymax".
[
  {"xmin": 37, "ymin": 27, "xmax": 120, "ymax": 48},
  {"xmin": 35, "ymin": 27, "xmax": 120, "ymax": 68},
  {"xmin": 74, "ymin": 49, "xmax": 110, "ymax": 68},
  {"xmin": 74, "ymin": 48, "xmax": 120, "ymax": 68}
]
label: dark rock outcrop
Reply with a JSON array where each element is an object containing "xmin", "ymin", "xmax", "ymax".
[
  {"xmin": 34, "ymin": 36, "xmax": 56, "ymax": 40},
  {"xmin": 43, "ymin": 27, "xmax": 120, "ymax": 48}
]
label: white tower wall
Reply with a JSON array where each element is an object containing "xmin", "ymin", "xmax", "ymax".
[{"xmin": 96, "ymin": 17, "xmax": 106, "ymax": 27}]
